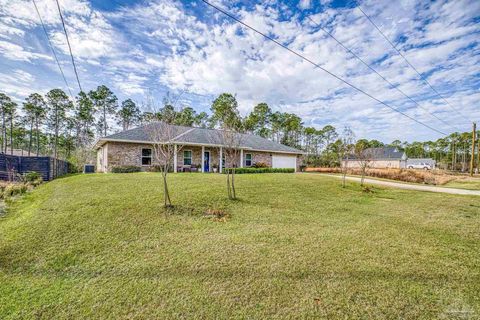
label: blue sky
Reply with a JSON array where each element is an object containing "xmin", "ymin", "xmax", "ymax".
[{"xmin": 0, "ymin": 0, "xmax": 479, "ymax": 142}]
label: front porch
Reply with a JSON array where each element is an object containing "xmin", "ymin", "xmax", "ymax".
[{"xmin": 173, "ymin": 145, "xmax": 250, "ymax": 173}]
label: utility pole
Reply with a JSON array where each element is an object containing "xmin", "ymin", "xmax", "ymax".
[
  {"xmin": 470, "ymin": 122, "xmax": 476, "ymax": 176},
  {"xmin": 477, "ymin": 135, "xmax": 479, "ymax": 174}
]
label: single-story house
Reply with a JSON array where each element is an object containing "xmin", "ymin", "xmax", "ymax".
[
  {"xmin": 342, "ymin": 147, "xmax": 408, "ymax": 169},
  {"xmin": 94, "ymin": 122, "xmax": 304, "ymax": 173}
]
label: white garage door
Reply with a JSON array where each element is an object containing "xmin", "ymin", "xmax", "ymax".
[{"xmin": 272, "ymin": 154, "xmax": 297, "ymax": 170}]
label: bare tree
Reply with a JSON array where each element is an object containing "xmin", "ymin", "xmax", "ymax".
[
  {"xmin": 339, "ymin": 126, "xmax": 355, "ymax": 188},
  {"xmin": 148, "ymin": 122, "xmax": 182, "ymax": 208},
  {"xmin": 356, "ymin": 146, "xmax": 373, "ymax": 187},
  {"xmin": 145, "ymin": 91, "xmax": 185, "ymax": 209},
  {"xmin": 221, "ymin": 128, "xmax": 244, "ymax": 200}
]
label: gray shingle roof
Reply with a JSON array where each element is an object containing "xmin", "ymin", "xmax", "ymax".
[
  {"xmin": 101, "ymin": 122, "xmax": 303, "ymax": 154},
  {"xmin": 104, "ymin": 123, "xmax": 192, "ymax": 142},
  {"xmin": 368, "ymin": 147, "xmax": 405, "ymax": 160},
  {"xmin": 347, "ymin": 147, "xmax": 406, "ymax": 160}
]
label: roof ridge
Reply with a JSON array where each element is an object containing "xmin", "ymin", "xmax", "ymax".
[{"xmin": 172, "ymin": 127, "xmax": 196, "ymax": 141}]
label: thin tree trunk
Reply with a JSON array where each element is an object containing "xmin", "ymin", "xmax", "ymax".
[
  {"xmin": 1, "ymin": 113, "xmax": 5, "ymax": 153},
  {"xmin": 54, "ymin": 106, "xmax": 58, "ymax": 177},
  {"xmin": 361, "ymin": 165, "xmax": 366, "ymax": 186},
  {"xmin": 10, "ymin": 116, "xmax": 13, "ymax": 155},
  {"xmin": 103, "ymin": 106, "xmax": 107, "ymax": 136},
  {"xmin": 36, "ymin": 119, "xmax": 40, "ymax": 156},
  {"xmin": 162, "ymin": 166, "xmax": 171, "ymax": 208},
  {"xmin": 226, "ymin": 169, "xmax": 231, "ymax": 199},
  {"xmin": 28, "ymin": 118, "xmax": 33, "ymax": 156},
  {"xmin": 232, "ymin": 167, "xmax": 237, "ymax": 200}
]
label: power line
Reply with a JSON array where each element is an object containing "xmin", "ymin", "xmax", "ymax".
[
  {"xmin": 306, "ymin": 15, "xmax": 462, "ymax": 132},
  {"xmin": 55, "ymin": 0, "xmax": 83, "ymax": 93},
  {"xmin": 32, "ymin": 0, "xmax": 75, "ymax": 101},
  {"xmin": 201, "ymin": 0, "xmax": 447, "ymax": 136},
  {"xmin": 356, "ymin": 5, "xmax": 470, "ymax": 123}
]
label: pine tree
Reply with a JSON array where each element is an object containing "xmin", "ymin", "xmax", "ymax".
[
  {"xmin": 117, "ymin": 99, "xmax": 140, "ymax": 131},
  {"xmin": 23, "ymin": 93, "xmax": 46, "ymax": 156},
  {"xmin": 89, "ymin": 85, "xmax": 118, "ymax": 136},
  {"xmin": 46, "ymin": 89, "xmax": 73, "ymax": 161}
]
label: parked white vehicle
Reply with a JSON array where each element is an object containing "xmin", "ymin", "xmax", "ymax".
[{"xmin": 407, "ymin": 163, "xmax": 432, "ymax": 170}]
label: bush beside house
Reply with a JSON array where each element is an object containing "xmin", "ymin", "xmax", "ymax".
[
  {"xmin": 111, "ymin": 166, "xmax": 142, "ymax": 173},
  {"xmin": 223, "ymin": 168, "xmax": 295, "ymax": 174}
]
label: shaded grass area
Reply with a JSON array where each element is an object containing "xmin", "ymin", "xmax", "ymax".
[{"xmin": 1, "ymin": 173, "xmax": 479, "ymax": 319}]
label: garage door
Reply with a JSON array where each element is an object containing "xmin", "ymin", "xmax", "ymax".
[{"xmin": 272, "ymin": 154, "xmax": 297, "ymax": 170}]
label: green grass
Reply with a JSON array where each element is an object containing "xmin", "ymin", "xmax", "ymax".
[
  {"xmin": 1, "ymin": 173, "xmax": 479, "ymax": 319},
  {"xmin": 444, "ymin": 177, "xmax": 480, "ymax": 190}
]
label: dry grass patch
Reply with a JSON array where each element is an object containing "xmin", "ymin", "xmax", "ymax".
[{"xmin": 306, "ymin": 167, "xmax": 458, "ymax": 185}]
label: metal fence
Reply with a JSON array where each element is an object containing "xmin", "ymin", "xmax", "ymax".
[{"xmin": 0, "ymin": 153, "xmax": 71, "ymax": 181}]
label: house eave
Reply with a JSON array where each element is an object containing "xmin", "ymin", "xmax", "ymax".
[{"xmin": 93, "ymin": 138, "xmax": 304, "ymax": 155}]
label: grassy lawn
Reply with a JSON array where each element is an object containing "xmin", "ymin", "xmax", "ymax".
[
  {"xmin": 444, "ymin": 177, "xmax": 480, "ymax": 190},
  {"xmin": 1, "ymin": 173, "xmax": 479, "ymax": 319}
]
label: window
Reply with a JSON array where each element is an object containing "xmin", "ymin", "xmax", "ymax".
[
  {"xmin": 184, "ymin": 150, "xmax": 192, "ymax": 166},
  {"xmin": 222, "ymin": 153, "xmax": 225, "ymax": 168},
  {"xmin": 142, "ymin": 148, "xmax": 152, "ymax": 165},
  {"xmin": 245, "ymin": 153, "xmax": 252, "ymax": 167}
]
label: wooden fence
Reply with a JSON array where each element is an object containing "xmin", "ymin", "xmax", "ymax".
[{"xmin": 0, "ymin": 153, "xmax": 71, "ymax": 181}]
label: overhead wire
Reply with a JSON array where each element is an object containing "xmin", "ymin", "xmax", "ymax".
[
  {"xmin": 356, "ymin": 4, "xmax": 470, "ymax": 123},
  {"xmin": 54, "ymin": 0, "xmax": 83, "ymax": 93},
  {"xmin": 201, "ymin": 0, "xmax": 447, "ymax": 136},
  {"xmin": 32, "ymin": 0, "xmax": 75, "ymax": 101},
  {"xmin": 306, "ymin": 15, "xmax": 463, "ymax": 132}
]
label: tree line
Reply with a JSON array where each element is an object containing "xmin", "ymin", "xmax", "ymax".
[{"xmin": 0, "ymin": 88, "xmax": 477, "ymax": 171}]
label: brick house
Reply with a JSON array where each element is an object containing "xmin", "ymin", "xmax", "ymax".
[
  {"xmin": 94, "ymin": 122, "xmax": 304, "ymax": 173},
  {"xmin": 342, "ymin": 147, "xmax": 408, "ymax": 169}
]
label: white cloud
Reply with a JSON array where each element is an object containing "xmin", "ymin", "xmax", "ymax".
[
  {"xmin": 0, "ymin": 40, "xmax": 51, "ymax": 61},
  {"xmin": 0, "ymin": 0, "xmax": 478, "ymax": 141},
  {"xmin": 0, "ymin": 69, "xmax": 37, "ymax": 98},
  {"xmin": 298, "ymin": 0, "xmax": 311, "ymax": 10}
]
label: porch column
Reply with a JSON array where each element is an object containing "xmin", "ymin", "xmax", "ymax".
[
  {"xmin": 219, "ymin": 147, "xmax": 223, "ymax": 173},
  {"xmin": 173, "ymin": 144, "xmax": 177, "ymax": 173},
  {"xmin": 240, "ymin": 149, "xmax": 244, "ymax": 168},
  {"xmin": 201, "ymin": 145, "xmax": 205, "ymax": 173}
]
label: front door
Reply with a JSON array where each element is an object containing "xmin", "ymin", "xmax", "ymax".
[{"xmin": 204, "ymin": 151, "xmax": 210, "ymax": 172}]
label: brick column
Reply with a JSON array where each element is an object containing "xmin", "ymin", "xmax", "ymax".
[
  {"xmin": 201, "ymin": 145, "xmax": 205, "ymax": 173},
  {"xmin": 173, "ymin": 144, "xmax": 177, "ymax": 173},
  {"xmin": 219, "ymin": 147, "xmax": 223, "ymax": 173}
]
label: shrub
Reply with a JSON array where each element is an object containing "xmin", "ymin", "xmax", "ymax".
[
  {"xmin": 223, "ymin": 167, "xmax": 295, "ymax": 174},
  {"xmin": 3, "ymin": 184, "xmax": 27, "ymax": 198},
  {"xmin": 253, "ymin": 162, "xmax": 268, "ymax": 168},
  {"xmin": 111, "ymin": 166, "xmax": 142, "ymax": 173},
  {"xmin": 23, "ymin": 171, "xmax": 42, "ymax": 182}
]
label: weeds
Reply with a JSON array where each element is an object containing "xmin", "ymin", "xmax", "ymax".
[
  {"xmin": 306, "ymin": 167, "xmax": 457, "ymax": 185},
  {"xmin": 203, "ymin": 208, "xmax": 230, "ymax": 222}
]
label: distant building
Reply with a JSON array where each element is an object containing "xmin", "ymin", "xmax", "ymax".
[
  {"xmin": 342, "ymin": 147, "xmax": 407, "ymax": 169},
  {"xmin": 1, "ymin": 148, "xmax": 42, "ymax": 157}
]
